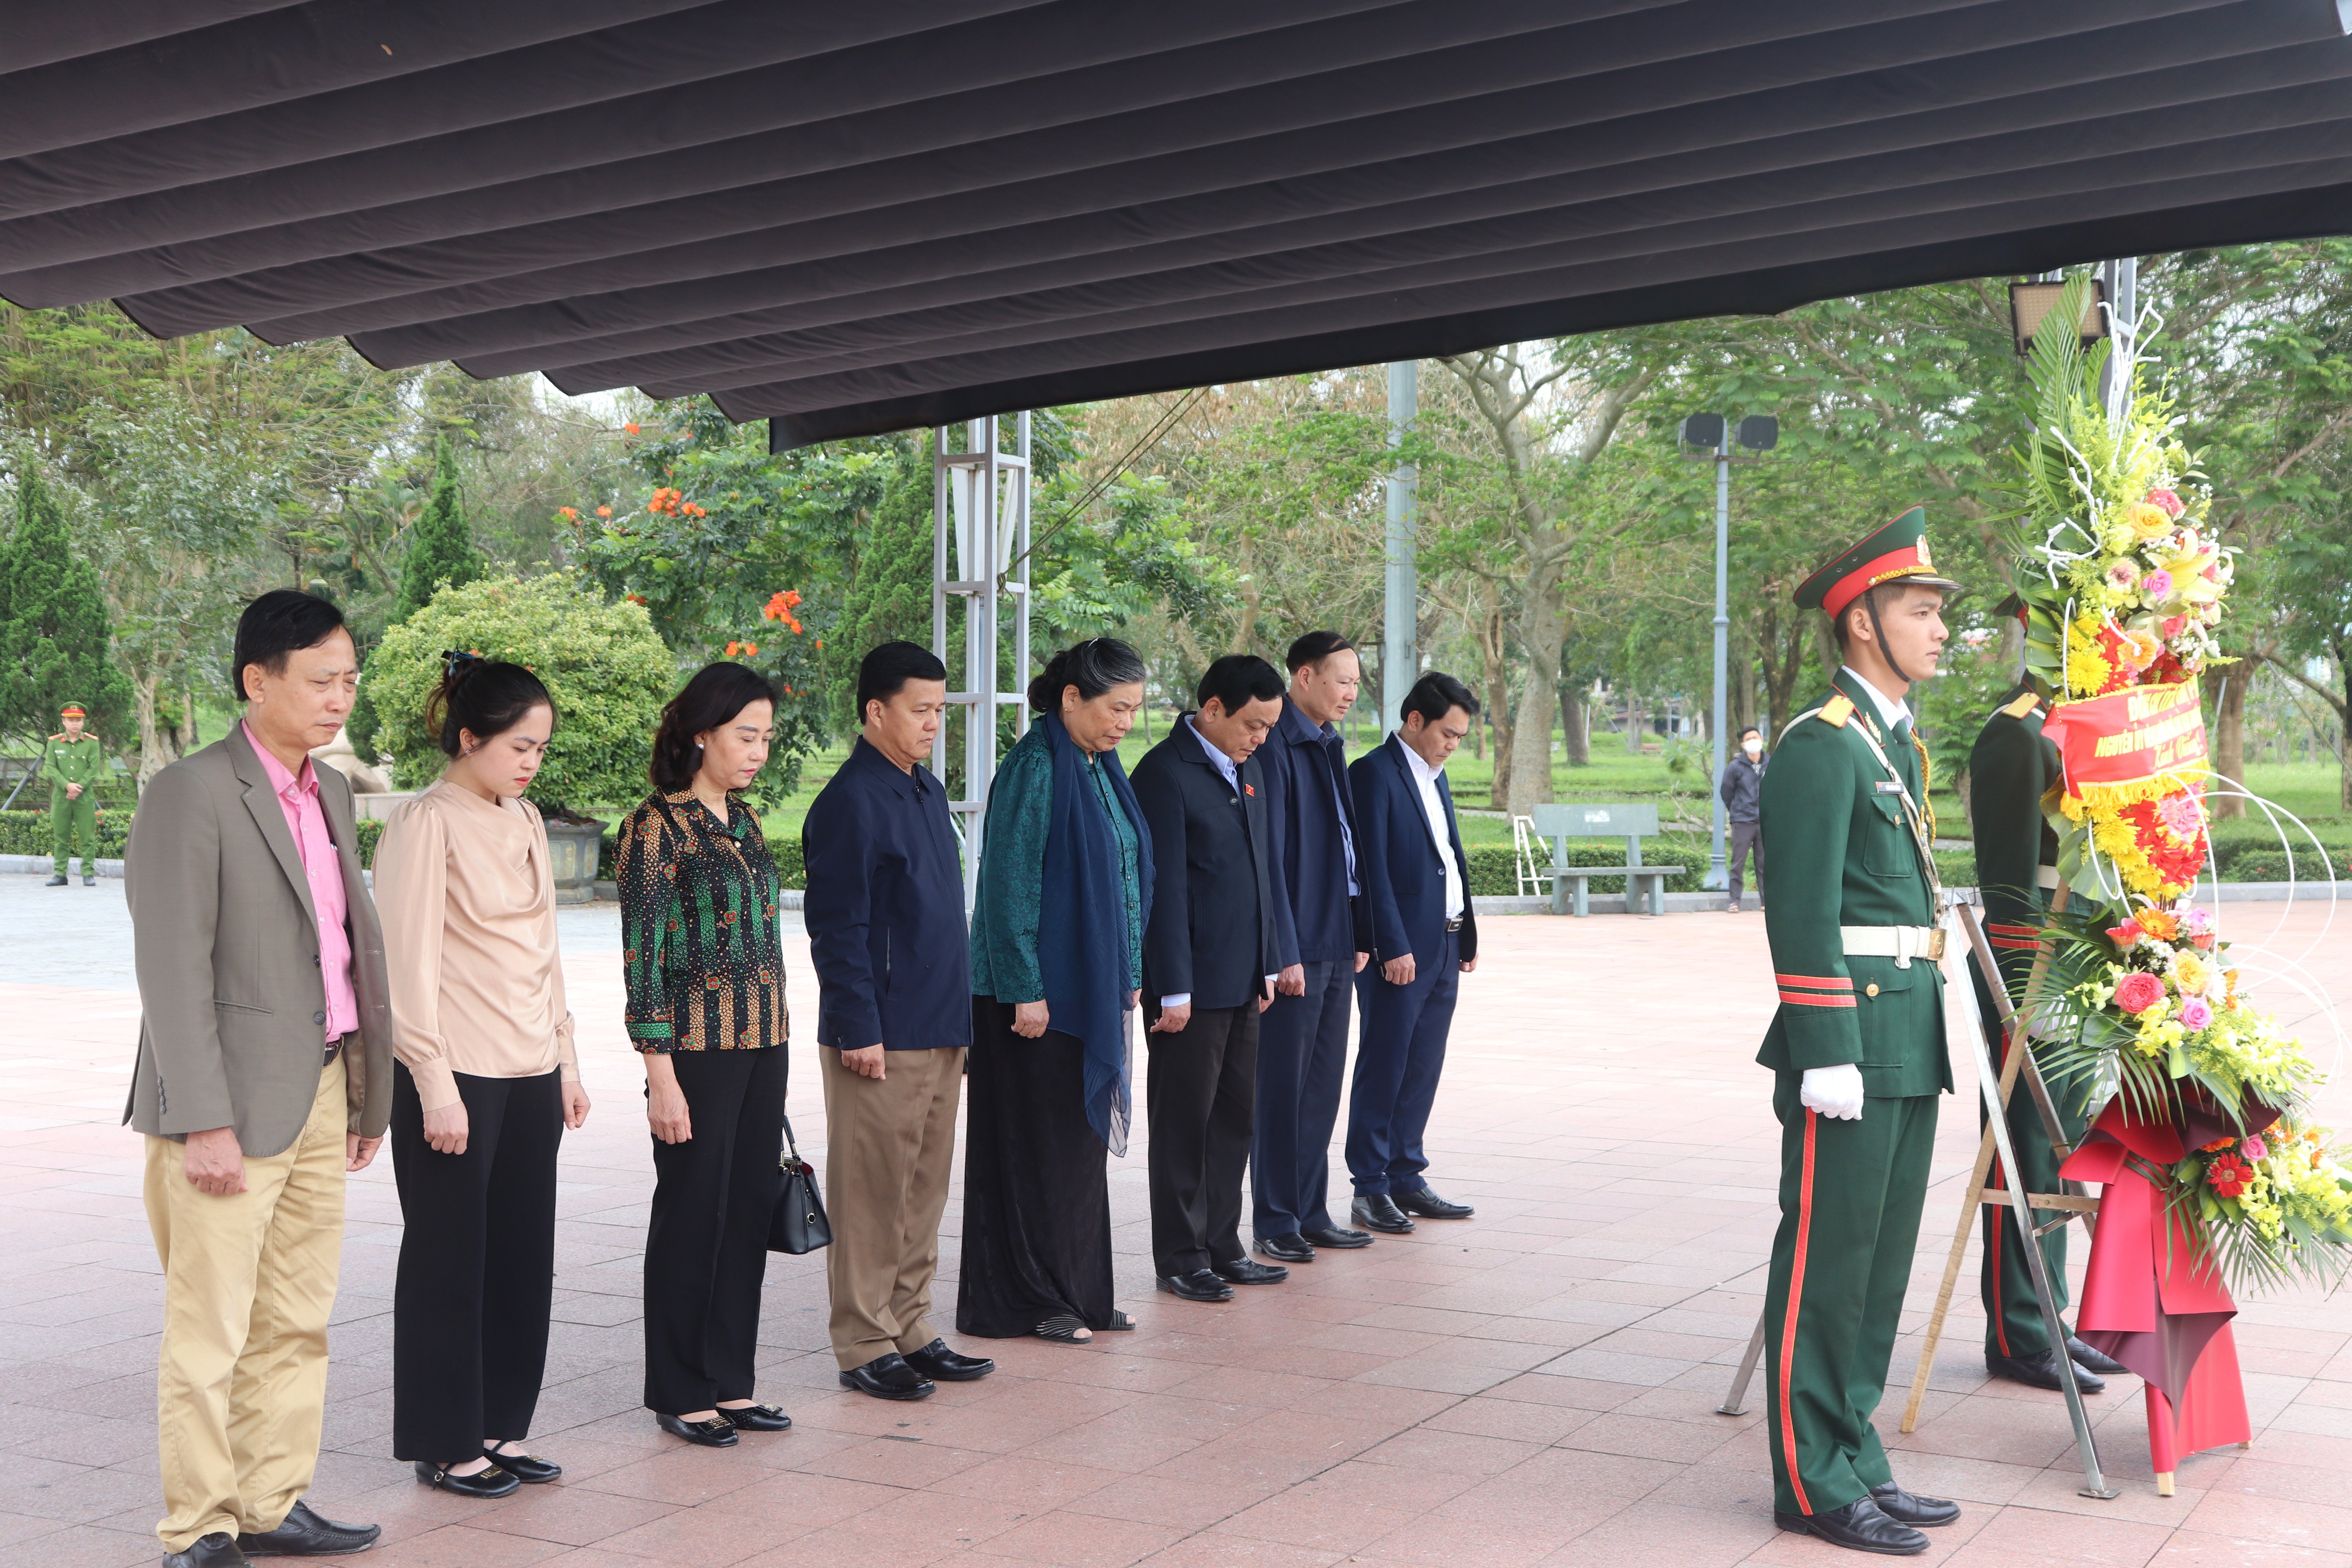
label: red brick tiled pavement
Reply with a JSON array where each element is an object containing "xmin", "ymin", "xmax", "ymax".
[{"xmin": 2, "ymin": 881, "xmax": 2348, "ymax": 1568}]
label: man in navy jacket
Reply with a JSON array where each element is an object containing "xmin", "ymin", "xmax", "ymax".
[
  {"xmin": 803, "ymin": 643, "xmax": 995, "ymax": 1401},
  {"xmin": 1347, "ymin": 671, "xmax": 1481, "ymax": 1234},
  {"xmin": 1131, "ymin": 654, "xmax": 1300, "ymax": 1303},
  {"xmin": 1250, "ymin": 631, "xmax": 1375, "ymax": 1265}
]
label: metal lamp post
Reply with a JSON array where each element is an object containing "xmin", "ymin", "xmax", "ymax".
[{"xmin": 1679, "ymin": 412, "xmax": 1777, "ymax": 891}]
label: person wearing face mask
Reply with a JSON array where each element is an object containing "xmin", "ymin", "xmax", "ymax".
[
  {"xmin": 1755, "ymin": 507, "xmax": 1964, "ymax": 1557},
  {"xmin": 376, "ymin": 655, "xmax": 590, "ymax": 1498},
  {"xmin": 1720, "ymin": 726, "xmax": 1769, "ymax": 913},
  {"xmin": 1131, "ymin": 654, "xmax": 1298, "ymax": 1303}
]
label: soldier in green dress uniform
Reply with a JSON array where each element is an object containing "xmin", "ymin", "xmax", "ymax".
[
  {"xmin": 41, "ymin": 703, "xmax": 106, "ymax": 887},
  {"xmin": 1969, "ymin": 597, "xmax": 2127, "ymax": 1396},
  {"xmin": 1756, "ymin": 506, "xmax": 1963, "ymax": 1555}
]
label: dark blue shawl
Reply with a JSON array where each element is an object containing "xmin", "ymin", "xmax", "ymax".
[{"xmin": 1034, "ymin": 712, "xmax": 1154, "ymax": 1154}]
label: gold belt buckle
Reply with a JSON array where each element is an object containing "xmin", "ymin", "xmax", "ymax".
[{"xmin": 1924, "ymin": 929, "xmax": 1947, "ymax": 963}]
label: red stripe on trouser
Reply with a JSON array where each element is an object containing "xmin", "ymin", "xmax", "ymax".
[
  {"xmin": 1987, "ymin": 1151, "xmax": 2011, "ymax": 1356},
  {"xmin": 1777, "ymin": 1109, "xmax": 1818, "ymax": 1515}
]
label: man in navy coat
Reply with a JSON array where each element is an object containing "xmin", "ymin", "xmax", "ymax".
[
  {"xmin": 1250, "ymin": 631, "xmax": 1375, "ymax": 1265},
  {"xmin": 1347, "ymin": 671, "xmax": 1481, "ymax": 1234},
  {"xmin": 804, "ymin": 643, "xmax": 996, "ymax": 1401},
  {"xmin": 1131, "ymin": 654, "xmax": 1300, "ymax": 1303}
]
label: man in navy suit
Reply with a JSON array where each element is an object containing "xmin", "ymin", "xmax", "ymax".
[
  {"xmin": 1131, "ymin": 654, "xmax": 1300, "ymax": 1303},
  {"xmin": 1347, "ymin": 671, "xmax": 1481, "ymax": 1234},
  {"xmin": 803, "ymin": 643, "xmax": 996, "ymax": 1400},
  {"xmin": 1250, "ymin": 631, "xmax": 1375, "ymax": 1265}
]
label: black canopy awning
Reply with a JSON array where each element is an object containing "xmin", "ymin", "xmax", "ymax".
[{"xmin": 8, "ymin": 0, "xmax": 2352, "ymax": 449}]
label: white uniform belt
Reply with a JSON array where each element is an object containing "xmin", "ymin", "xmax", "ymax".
[
  {"xmin": 2036, "ymin": 866, "xmax": 2061, "ymax": 889},
  {"xmin": 1840, "ymin": 924, "xmax": 1946, "ymax": 966}
]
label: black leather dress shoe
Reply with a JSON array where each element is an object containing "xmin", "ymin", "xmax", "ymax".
[
  {"xmin": 483, "ymin": 1446, "xmax": 561, "ymax": 1484},
  {"xmin": 1987, "ymin": 1347, "xmax": 2104, "ymax": 1394},
  {"xmin": 1156, "ymin": 1268, "xmax": 1234, "ymax": 1302},
  {"xmin": 840, "ymin": 1354, "xmax": 935, "ymax": 1401},
  {"xmin": 236, "ymin": 1501, "xmax": 380, "ymax": 1556},
  {"xmin": 1868, "ymin": 1482, "xmax": 1959, "ymax": 1528},
  {"xmin": 1254, "ymin": 1233, "xmax": 1315, "ymax": 1264},
  {"xmin": 412, "ymin": 1461, "xmax": 519, "ymax": 1499},
  {"xmin": 1351, "ymin": 1196, "xmax": 1414, "ymax": 1234},
  {"xmin": 166, "ymin": 1533, "xmax": 250, "ymax": 1568},
  {"xmin": 716, "ymin": 1402, "xmax": 793, "ymax": 1430},
  {"xmin": 1300, "ymin": 1225, "xmax": 1373, "ymax": 1249},
  {"xmin": 1394, "ymin": 1187, "xmax": 1474, "ymax": 1220},
  {"xmin": 1213, "ymin": 1256, "xmax": 1289, "ymax": 1285},
  {"xmin": 904, "ymin": 1340, "xmax": 995, "ymax": 1381},
  {"xmin": 1773, "ymin": 1497, "xmax": 1928, "ymax": 1555},
  {"xmin": 2067, "ymin": 1335, "xmax": 2128, "ymax": 1376},
  {"xmin": 655, "ymin": 1412, "xmax": 738, "ymax": 1446}
]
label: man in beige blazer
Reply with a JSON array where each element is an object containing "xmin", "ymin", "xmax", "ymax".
[{"xmin": 125, "ymin": 592, "xmax": 394, "ymax": 1568}]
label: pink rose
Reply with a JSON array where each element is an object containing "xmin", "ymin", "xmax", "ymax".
[
  {"xmin": 2178, "ymin": 997, "xmax": 2214, "ymax": 1030},
  {"xmin": 2161, "ymin": 615, "xmax": 2187, "ymax": 638},
  {"xmin": 2114, "ymin": 971, "xmax": 2167, "ymax": 1014},
  {"xmin": 2244, "ymin": 1134, "xmax": 2268, "ymax": 1161},
  {"xmin": 2146, "ymin": 487, "xmax": 2185, "ymax": 517},
  {"xmin": 2143, "ymin": 569, "xmax": 2175, "ymax": 601}
]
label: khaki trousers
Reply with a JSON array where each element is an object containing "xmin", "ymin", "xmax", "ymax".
[
  {"xmin": 144, "ymin": 1058, "xmax": 348, "ymax": 1551},
  {"xmin": 820, "ymin": 1045, "xmax": 963, "ymax": 1369}
]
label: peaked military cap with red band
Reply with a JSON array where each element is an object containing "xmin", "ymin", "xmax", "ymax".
[
  {"xmin": 1793, "ymin": 505, "xmax": 1963, "ymax": 618},
  {"xmin": 1994, "ymin": 592, "xmax": 2028, "ymax": 624},
  {"xmin": 59, "ymin": 704, "xmax": 86, "ymax": 718}
]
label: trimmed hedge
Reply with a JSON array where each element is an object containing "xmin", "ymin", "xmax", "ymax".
[{"xmin": 0, "ymin": 808, "xmax": 131, "ymax": 858}]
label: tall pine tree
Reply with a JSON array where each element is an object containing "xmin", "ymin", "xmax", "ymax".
[
  {"xmin": 1, "ymin": 465, "xmax": 131, "ymax": 748},
  {"xmin": 354, "ymin": 435, "xmax": 486, "ymax": 751}
]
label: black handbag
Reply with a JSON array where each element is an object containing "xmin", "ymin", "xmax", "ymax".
[{"xmin": 767, "ymin": 1114, "xmax": 832, "ymax": 1254}]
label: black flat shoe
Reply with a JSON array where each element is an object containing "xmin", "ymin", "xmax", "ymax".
[
  {"xmin": 1156, "ymin": 1268, "xmax": 1234, "ymax": 1302},
  {"xmin": 44, "ymin": 875, "xmax": 67, "ymax": 887},
  {"xmin": 1394, "ymin": 1187, "xmax": 1474, "ymax": 1219},
  {"xmin": 1351, "ymin": 1196, "xmax": 1414, "ymax": 1234},
  {"xmin": 1212, "ymin": 1256, "xmax": 1288, "ymax": 1285},
  {"xmin": 1254, "ymin": 1233, "xmax": 1315, "ymax": 1264},
  {"xmin": 840, "ymin": 1354, "xmax": 935, "ymax": 1401},
  {"xmin": 1774, "ymin": 1498, "xmax": 1927, "ymax": 1555},
  {"xmin": 655, "ymin": 1412, "xmax": 738, "ymax": 1447},
  {"xmin": 903, "ymin": 1339, "xmax": 995, "ymax": 1382},
  {"xmin": 1300, "ymin": 1225, "xmax": 1373, "ymax": 1249},
  {"xmin": 236, "ymin": 1501, "xmax": 380, "ymax": 1556},
  {"xmin": 1868, "ymin": 1483, "xmax": 1959, "ymax": 1528},
  {"xmin": 2067, "ymin": 1335, "xmax": 2129, "ymax": 1376},
  {"xmin": 165, "ymin": 1533, "xmax": 249, "ymax": 1568},
  {"xmin": 1987, "ymin": 1347, "xmax": 2103, "ymax": 1394},
  {"xmin": 412, "ymin": 1461, "xmax": 519, "ymax": 1499},
  {"xmin": 715, "ymin": 1401, "xmax": 792, "ymax": 1431},
  {"xmin": 483, "ymin": 1446, "xmax": 560, "ymax": 1484}
]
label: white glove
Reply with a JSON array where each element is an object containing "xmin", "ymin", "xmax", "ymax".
[{"xmin": 1800, "ymin": 1064, "xmax": 1866, "ymax": 1121}]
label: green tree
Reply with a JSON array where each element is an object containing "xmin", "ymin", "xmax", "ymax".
[
  {"xmin": 391, "ymin": 436, "xmax": 486, "ymax": 622},
  {"xmin": 367, "ymin": 574, "xmax": 675, "ymax": 818},
  {"xmin": 0, "ymin": 463, "xmax": 132, "ymax": 749},
  {"xmin": 828, "ymin": 437, "xmax": 935, "ymax": 720}
]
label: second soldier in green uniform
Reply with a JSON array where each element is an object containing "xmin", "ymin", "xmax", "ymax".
[
  {"xmin": 42, "ymin": 702, "xmax": 107, "ymax": 887},
  {"xmin": 1756, "ymin": 506, "xmax": 1962, "ymax": 1556},
  {"xmin": 1968, "ymin": 597, "xmax": 2126, "ymax": 1395}
]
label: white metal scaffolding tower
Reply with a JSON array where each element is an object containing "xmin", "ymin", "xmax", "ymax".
[{"xmin": 932, "ymin": 414, "xmax": 1032, "ymax": 911}]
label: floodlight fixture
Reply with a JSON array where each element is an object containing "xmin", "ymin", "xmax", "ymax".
[{"xmin": 2009, "ymin": 277, "xmax": 2109, "ymax": 356}]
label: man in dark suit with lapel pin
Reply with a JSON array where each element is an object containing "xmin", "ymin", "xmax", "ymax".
[
  {"xmin": 1250, "ymin": 631, "xmax": 1375, "ymax": 1265},
  {"xmin": 1131, "ymin": 654, "xmax": 1299, "ymax": 1303},
  {"xmin": 1347, "ymin": 671, "xmax": 1481, "ymax": 1235}
]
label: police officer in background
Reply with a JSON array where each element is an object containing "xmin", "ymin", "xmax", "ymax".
[
  {"xmin": 1756, "ymin": 507, "xmax": 1963, "ymax": 1557},
  {"xmin": 43, "ymin": 702, "xmax": 108, "ymax": 886}
]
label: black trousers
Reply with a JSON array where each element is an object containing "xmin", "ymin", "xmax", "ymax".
[
  {"xmin": 1728, "ymin": 818, "xmax": 1763, "ymax": 906},
  {"xmin": 643, "ymin": 1047, "xmax": 785, "ymax": 1415},
  {"xmin": 1251, "ymin": 960, "xmax": 1352, "ymax": 1239},
  {"xmin": 390, "ymin": 1063, "xmax": 563, "ymax": 1462},
  {"xmin": 1145, "ymin": 1003, "xmax": 1258, "ymax": 1277}
]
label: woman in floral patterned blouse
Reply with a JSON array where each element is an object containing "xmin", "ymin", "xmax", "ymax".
[{"xmin": 616, "ymin": 662, "xmax": 793, "ymax": 1449}]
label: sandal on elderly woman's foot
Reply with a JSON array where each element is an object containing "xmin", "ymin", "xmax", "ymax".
[
  {"xmin": 1100, "ymin": 1309, "xmax": 1134, "ymax": 1331},
  {"xmin": 1035, "ymin": 1315, "xmax": 1093, "ymax": 1344}
]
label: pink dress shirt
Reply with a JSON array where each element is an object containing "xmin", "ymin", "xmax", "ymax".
[{"xmin": 243, "ymin": 720, "xmax": 359, "ymax": 1042}]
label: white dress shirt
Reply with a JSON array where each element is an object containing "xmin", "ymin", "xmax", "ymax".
[
  {"xmin": 1161, "ymin": 715, "xmax": 1278, "ymax": 1011},
  {"xmin": 1401, "ymin": 739, "xmax": 1465, "ymax": 921},
  {"xmin": 1838, "ymin": 666, "xmax": 1912, "ymax": 732}
]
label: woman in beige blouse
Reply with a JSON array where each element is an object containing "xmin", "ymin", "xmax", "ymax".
[{"xmin": 376, "ymin": 655, "xmax": 590, "ymax": 1498}]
